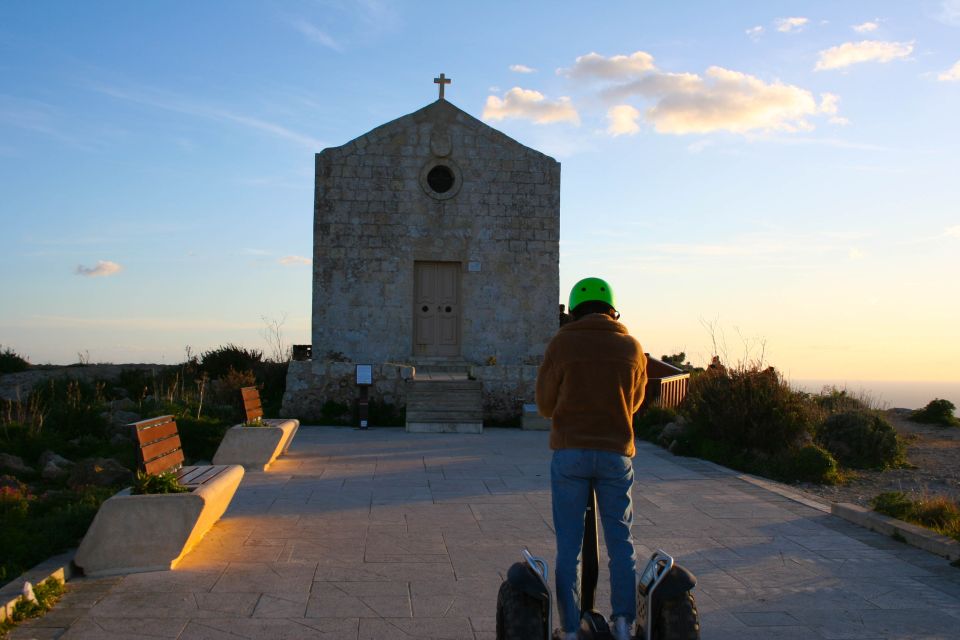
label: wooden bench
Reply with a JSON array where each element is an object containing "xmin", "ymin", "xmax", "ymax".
[
  {"xmin": 133, "ymin": 414, "xmax": 236, "ymax": 486},
  {"xmin": 211, "ymin": 387, "xmax": 299, "ymax": 471},
  {"xmin": 74, "ymin": 415, "xmax": 244, "ymax": 577}
]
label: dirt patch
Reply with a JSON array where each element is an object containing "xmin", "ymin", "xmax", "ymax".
[{"xmin": 796, "ymin": 409, "xmax": 960, "ymax": 508}]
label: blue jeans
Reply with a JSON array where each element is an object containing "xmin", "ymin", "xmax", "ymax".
[{"xmin": 551, "ymin": 448, "xmax": 636, "ymax": 633}]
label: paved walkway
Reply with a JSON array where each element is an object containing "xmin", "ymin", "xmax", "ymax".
[{"xmin": 15, "ymin": 427, "xmax": 960, "ymax": 639}]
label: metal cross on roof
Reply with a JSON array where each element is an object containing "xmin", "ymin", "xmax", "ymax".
[{"xmin": 434, "ymin": 73, "xmax": 451, "ymax": 100}]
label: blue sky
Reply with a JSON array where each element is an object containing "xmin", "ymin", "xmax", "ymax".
[{"xmin": 1, "ymin": 1, "xmax": 958, "ymax": 382}]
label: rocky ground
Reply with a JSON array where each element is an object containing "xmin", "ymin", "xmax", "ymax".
[{"xmin": 795, "ymin": 408, "xmax": 960, "ymax": 508}]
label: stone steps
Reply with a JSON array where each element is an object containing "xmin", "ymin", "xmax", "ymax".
[{"xmin": 405, "ymin": 377, "xmax": 483, "ymax": 433}]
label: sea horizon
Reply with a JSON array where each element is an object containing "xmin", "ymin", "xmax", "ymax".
[{"xmin": 791, "ymin": 378, "xmax": 960, "ymax": 414}]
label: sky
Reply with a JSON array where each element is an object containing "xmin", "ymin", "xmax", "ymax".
[{"xmin": 1, "ymin": 0, "xmax": 958, "ymax": 384}]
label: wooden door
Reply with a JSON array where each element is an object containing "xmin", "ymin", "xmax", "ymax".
[{"xmin": 414, "ymin": 261, "xmax": 461, "ymax": 357}]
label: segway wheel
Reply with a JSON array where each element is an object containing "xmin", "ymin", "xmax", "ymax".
[
  {"xmin": 637, "ymin": 590, "xmax": 700, "ymax": 640},
  {"xmin": 496, "ymin": 580, "xmax": 548, "ymax": 640}
]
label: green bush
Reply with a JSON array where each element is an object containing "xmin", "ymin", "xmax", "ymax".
[
  {"xmin": 0, "ymin": 485, "xmax": 115, "ymax": 583},
  {"xmin": 814, "ymin": 387, "xmax": 872, "ymax": 415},
  {"xmin": 175, "ymin": 414, "xmax": 231, "ymax": 462},
  {"xmin": 683, "ymin": 366, "xmax": 815, "ymax": 456},
  {"xmin": 790, "ymin": 444, "xmax": 840, "ymax": 484},
  {"xmin": 911, "ymin": 399, "xmax": 959, "ymax": 427},
  {"xmin": 633, "ymin": 405, "xmax": 678, "ymax": 442},
  {"xmin": 368, "ymin": 399, "xmax": 405, "ymax": 427},
  {"xmin": 816, "ymin": 410, "xmax": 905, "ymax": 470},
  {"xmin": 0, "ymin": 345, "xmax": 30, "ymax": 374},
  {"xmin": 200, "ymin": 344, "xmax": 264, "ymax": 379}
]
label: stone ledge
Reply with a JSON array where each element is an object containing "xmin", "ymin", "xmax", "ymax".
[
  {"xmin": 406, "ymin": 422, "xmax": 482, "ymax": 434},
  {"xmin": 0, "ymin": 552, "xmax": 76, "ymax": 622},
  {"xmin": 832, "ymin": 502, "xmax": 960, "ymax": 562}
]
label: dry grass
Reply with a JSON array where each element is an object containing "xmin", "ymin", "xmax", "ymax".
[{"xmin": 872, "ymin": 491, "xmax": 960, "ymax": 542}]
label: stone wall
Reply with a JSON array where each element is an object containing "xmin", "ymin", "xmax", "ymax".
[
  {"xmin": 312, "ymin": 99, "xmax": 560, "ymax": 366},
  {"xmin": 281, "ymin": 360, "xmax": 539, "ymax": 425},
  {"xmin": 0, "ymin": 364, "xmax": 175, "ymax": 402}
]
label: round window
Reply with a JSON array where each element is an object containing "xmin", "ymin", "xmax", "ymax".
[
  {"xmin": 419, "ymin": 159, "xmax": 463, "ymax": 200},
  {"xmin": 427, "ymin": 165, "xmax": 455, "ymax": 193}
]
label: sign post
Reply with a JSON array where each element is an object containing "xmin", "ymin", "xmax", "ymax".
[{"xmin": 355, "ymin": 364, "xmax": 373, "ymax": 430}]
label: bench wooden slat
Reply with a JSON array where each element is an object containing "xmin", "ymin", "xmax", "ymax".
[
  {"xmin": 241, "ymin": 386, "xmax": 264, "ymax": 421},
  {"xmin": 134, "ymin": 420, "xmax": 179, "ymax": 446},
  {"xmin": 176, "ymin": 465, "xmax": 229, "ymax": 487},
  {"xmin": 143, "ymin": 449, "xmax": 184, "ymax": 475},
  {"xmin": 139, "ymin": 435, "xmax": 183, "ymax": 466}
]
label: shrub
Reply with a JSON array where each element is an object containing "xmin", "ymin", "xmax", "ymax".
[
  {"xmin": 175, "ymin": 414, "xmax": 231, "ymax": 462},
  {"xmin": 790, "ymin": 444, "xmax": 840, "ymax": 484},
  {"xmin": 320, "ymin": 400, "xmax": 352, "ymax": 425},
  {"xmin": 814, "ymin": 387, "xmax": 872, "ymax": 415},
  {"xmin": 816, "ymin": 410, "xmax": 905, "ymax": 470},
  {"xmin": 131, "ymin": 470, "xmax": 189, "ymax": 495},
  {"xmin": 0, "ymin": 485, "xmax": 115, "ymax": 583},
  {"xmin": 911, "ymin": 399, "xmax": 959, "ymax": 427},
  {"xmin": 633, "ymin": 405, "xmax": 678, "ymax": 442},
  {"xmin": 200, "ymin": 344, "xmax": 264, "ymax": 379},
  {"xmin": 368, "ymin": 399, "xmax": 405, "ymax": 427},
  {"xmin": 31, "ymin": 379, "xmax": 110, "ymax": 440},
  {"xmin": 0, "ymin": 345, "xmax": 30, "ymax": 374},
  {"xmin": 682, "ymin": 366, "xmax": 815, "ymax": 456}
]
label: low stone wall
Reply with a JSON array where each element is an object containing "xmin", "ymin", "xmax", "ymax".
[
  {"xmin": 281, "ymin": 360, "xmax": 539, "ymax": 425},
  {"xmin": 0, "ymin": 364, "xmax": 176, "ymax": 402}
]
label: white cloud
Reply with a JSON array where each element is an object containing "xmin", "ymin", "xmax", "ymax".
[
  {"xmin": 815, "ymin": 40, "xmax": 913, "ymax": 71},
  {"xmin": 75, "ymin": 260, "xmax": 122, "ymax": 277},
  {"xmin": 819, "ymin": 93, "xmax": 850, "ymax": 125},
  {"xmin": 558, "ymin": 51, "xmax": 655, "ymax": 80},
  {"xmin": 848, "ymin": 247, "xmax": 866, "ymax": 260},
  {"xmin": 852, "ymin": 20, "xmax": 880, "ymax": 33},
  {"xmin": 746, "ymin": 25, "xmax": 764, "ymax": 38},
  {"xmin": 937, "ymin": 60, "xmax": 960, "ymax": 81},
  {"xmin": 775, "ymin": 17, "xmax": 809, "ymax": 33},
  {"xmin": 606, "ymin": 105, "xmax": 641, "ymax": 136},
  {"xmin": 278, "ymin": 255, "xmax": 312, "ymax": 266},
  {"xmin": 554, "ymin": 50, "xmax": 842, "ymax": 137},
  {"xmin": 945, "ymin": 225, "xmax": 960, "ymax": 237},
  {"xmin": 509, "ymin": 64, "xmax": 536, "ymax": 74},
  {"xmin": 640, "ymin": 67, "xmax": 825, "ymax": 135},
  {"xmin": 289, "ymin": 18, "xmax": 343, "ymax": 51},
  {"xmin": 482, "ymin": 88, "xmax": 580, "ymax": 125}
]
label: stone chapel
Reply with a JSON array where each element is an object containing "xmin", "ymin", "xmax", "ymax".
[{"xmin": 281, "ymin": 79, "xmax": 560, "ymax": 429}]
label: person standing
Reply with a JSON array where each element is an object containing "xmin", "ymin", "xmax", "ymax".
[{"xmin": 536, "ymin": 277, "xmax": 648, "ymax": 640}]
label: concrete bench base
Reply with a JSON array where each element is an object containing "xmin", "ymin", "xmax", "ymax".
[
  {"xmin": 212, "ymin": 419, "xmax": 299, "ymax": 471},
  {"xmin": 74, "ymin": 464, "xmax": 244, "ymax": 577}
]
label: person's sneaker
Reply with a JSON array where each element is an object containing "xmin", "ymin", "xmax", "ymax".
[{"xmin": 611, "ymin": 616, "xmax": 633, "ymax": 640}]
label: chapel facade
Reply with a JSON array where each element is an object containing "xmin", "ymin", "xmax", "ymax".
[{"xmin": 281, "ymin": 90, "xmax": 560, "ymax": 424}]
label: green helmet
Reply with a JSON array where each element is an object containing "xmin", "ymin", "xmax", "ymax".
[{"xmin": 568, "ymin": 277, "xmax": 616, "ymax": 313}]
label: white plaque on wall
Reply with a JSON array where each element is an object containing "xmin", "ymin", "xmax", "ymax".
[{"xmin": 355, "ymin": 364, "xmax": 373, "ymax": 386}]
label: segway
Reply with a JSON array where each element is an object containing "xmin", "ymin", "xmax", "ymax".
[{"xmin": 496, "ymin": 487, "xmax": 700, "ymax": 640}]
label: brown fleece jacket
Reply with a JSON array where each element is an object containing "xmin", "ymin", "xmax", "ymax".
[{"xmin": 536, "ymin": 313, "xmax": 647, "ymax": 457}]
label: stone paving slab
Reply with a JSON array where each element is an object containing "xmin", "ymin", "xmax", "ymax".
[{"xmin": 13, "ymin": 427, "xmax": 960, "ymax": 639}]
